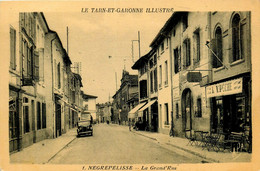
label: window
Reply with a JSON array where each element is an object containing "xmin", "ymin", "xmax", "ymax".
[
  {"xmin": 196, "ymin": 98, "xmax": 202, "ymax": 117},
  {"xmin": 140, "ymin": 80, "xmax": 147, "ymax": 99},
  {"xmin": 154, "ymin": 69, "xmax": 157, "ymax": 92},
  {"xmin": 176, "ymin": 103, "xmax": 179, "ymax": 119},
  {"xmin": 161, "ymin": 42, "xmax": 164, "ymax": 52},
  {"xmin": 193, "ymin": 29, "xmax": 200, "ymax": 64},
  {"xmin": 34, "ymin": 51, "xmax": 39, "ymax": 81},
  {"xmin": 212, "ymin": 27, "xmax": 223, "ymax": 68},
  {"xmin": 232, "ymin": 14, "xmax": 243, "ymax": 61},
  {"xmin": 164, "ymin": 60, "xmax": 168, "ymax": 85},
  {"xmin": 37, "ymin": 102, "xmax": 41, "ymax": 130},
  {"xmin": 57, "ymin": 63, "xmax": 61, "ymax": 89},
  {"xmin": 149, "ymin": 58, "xmax": 153, "ymax": 69},
  {"xmin": 165, "ymin": 103, "xmax": 169, "ymax": 125},
  {"xmin": 183, "ymin": 13, "xmax": 188, "ymax": 31},
  {"xmin": 42, "ymin": 103, "xmax": 46, "ymax": 129},
  {"xmin": 154, "ymin": 54, "xmax": 157, "ymax": 65},
  {"xmin": 22, "ymin": 38, "xmax": 35, "ymax": 85},
  {"xmin": 150, "ymin": 71, "xmax": 153, "ymax": 93},
  {"xmin": 159, "ymin": 65, "xmax": 162, "ymax": 88},
  {"xmin": 183, "ymin": 39, "xmax": 191, "ymax": 67},
  {"xmin": 10, "ymin": 27, "xmax": 16, "ymax": 70},
  {"xmin": 27, "ymin": 46, "xmax": 33, "ymax": 77},
  {"xmin": 174, "ymin": 48, "xmax": 180, "ymax": 73}
]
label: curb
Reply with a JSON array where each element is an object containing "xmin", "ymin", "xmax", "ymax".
[
  {"xmin": 132, "ymin": 131, "xmax": 157, "ymax": 141},
  {"xmin": 165, "ymin": 142, "xmax": 219, "ymax": 163},
  {"xmin": 45, "ymin": 136, "xmax": 77, "ymax": 164},
  {"xmin": 131, "ymin": 131, "xmax": 218, "ymax": 163}
]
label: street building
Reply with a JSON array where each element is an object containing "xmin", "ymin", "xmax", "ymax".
[
  {"xmin": 112, "ymin": 70, "xmax": 138, "ymax": 125},
  {"xmin": 132, "ymin": 11, "xmax": 252, "ymax": 152},
  {"xmin": 132, "ymin": 49, "xmax": 159, "ymax": 132},
  {"xmin": 82, "ymin": 93, "xmax": 98, "ymax": 123},
  {"xmin": 8, "ymin": 12, "xmax": 85, "ymax": 153}
]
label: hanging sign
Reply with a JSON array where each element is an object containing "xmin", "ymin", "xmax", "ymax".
[
  {"xmin": 187, "ymin": 72, "xmax": 202, "ymax": 82},
  {"xmin": 206, "ymin": 77, "xmax": 243, "ymax": 98}
]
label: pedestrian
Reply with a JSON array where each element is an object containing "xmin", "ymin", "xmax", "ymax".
[{"xmin": 129, "ymin": 118, "xmax": 131, "ymax": 131}]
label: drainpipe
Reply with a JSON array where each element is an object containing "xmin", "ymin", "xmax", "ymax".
[
  {"xmin": 169, "ymin": 34, "xmax": 174, "ymax": 137},
  {"xmin": 51, "ymin": 35, "xmax": 57, "ymax": 138},
  {"xmin": 207, "ymin": 12, "xmax": 212, "ymax": 132},
  {"xmin": 161, "ymin": 32, "xmax": 174, "ymax": 136}
]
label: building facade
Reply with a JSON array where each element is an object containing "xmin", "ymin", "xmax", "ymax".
[
  {"xmin": 132, "ymin": 49, "xmax": 159, "ymax": 132},
  {"xmin": 82, "ymin": 93, "xmax": 98, "ymax": 123},
  {"xmin": 9, "ymin": 12, "xmax": 85, "ymax": 153},
  {"xmin": 112, "ymin": 70, "xmax": 138, "ymax": 125},
  {"xmin": 132, "ymin": 11, "xmax": 252, "ymax": 152}
]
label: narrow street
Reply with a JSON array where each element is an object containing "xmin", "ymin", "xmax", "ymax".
[{"xmin": 49, "ymin": 124, "xmax": 201, "ymax": 164}]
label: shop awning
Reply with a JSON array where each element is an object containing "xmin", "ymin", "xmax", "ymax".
[
  {"xmin": 128, "ymin": 102, "xmax": 146, "ymax": 119},
  {"xmin": 129, "ymin": 102, "xmax": 146, "ymax": 114},
  {"xmin": 138, "ymin": 99, "xmax": 157, "ymax": 112}
]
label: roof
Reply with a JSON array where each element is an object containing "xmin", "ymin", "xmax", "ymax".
[
  {"xmin": 48, "ymin": 30, "xmax": 72, "ymax": 65},
  {"xmin": 82, "ymin": 94, "xmax": 98, "ymax": 100},
  {"xmin": 131, "ymin": 49, "xmax": 154, "ymax": 69},
  {"xmin": 150, "ymin": 12, "xmax": 185, "ymax": 48},
  {"xmin": 73, "ymin": 72, "xmax": 83, "ymax": 87}
]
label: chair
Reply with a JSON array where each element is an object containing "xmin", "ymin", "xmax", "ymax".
[
  {"xmin": 225, "ymin": 132, "xmax": 244, "ymax": 152},
  {"xmin": 214, "ymin": 133, "xmax": 228, "ymax": 152},
  {"xmin": 185, "ymin": 129, "xmax": 196, "ymax": 146}
]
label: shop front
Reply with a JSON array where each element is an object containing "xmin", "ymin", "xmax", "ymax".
[
  {"xmin": 138, "ymin": 99, "xmax": 158, "ymax": 131},
  {"xmin": 9, "ymin": 88, "xmax": 22, "ymax": 153},
  {"xmin": 207, "ymin": 75, "xmax": 251, "ymax": 152}
]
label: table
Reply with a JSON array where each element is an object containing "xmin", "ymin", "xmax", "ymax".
[{"xmin": 194, "ymin": 131, "xmax": 209, "ymax": 147}]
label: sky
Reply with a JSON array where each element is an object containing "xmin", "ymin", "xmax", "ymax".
[{"xmin": 44, "ymin": 11, "xmax": 173, "ymax": 103}]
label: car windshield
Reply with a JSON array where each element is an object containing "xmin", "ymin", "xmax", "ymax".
[{"xmin": 81, "ymin": 113, "xmax": 91, "ymax": 121}]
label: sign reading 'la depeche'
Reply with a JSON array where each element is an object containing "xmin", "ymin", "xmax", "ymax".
[{"xmin": 206, "ymin": 77, "xmax": 243, "ymax": 98}]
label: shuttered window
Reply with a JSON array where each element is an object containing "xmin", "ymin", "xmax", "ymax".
[
  {"xmin": 10, "ymin": 27, "xmax": 16, "ymax": 70},
  {"xmin": 34, "ymin": 51, "xmax": 39, "ymax": 81},
  {"xmin": 193, "ymin": 29, "xmax": 200, "ymax": 64},
  {"xmin": 232, "ymin": 14, "xmax": 244, "ymax": 61},
  {"xmin": 183, "ymin": 38, "xmax": 190, "ymax": 67},
  {"xmin": 212, "ymin": 27, "xmax": 223, "ymax": 68}
]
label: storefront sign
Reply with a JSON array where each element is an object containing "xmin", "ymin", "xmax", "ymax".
[{"xmin": 206, "ymin": 78, "xmax": 243, "ymax": 98}]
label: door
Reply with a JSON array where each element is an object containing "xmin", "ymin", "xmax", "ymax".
[
  {"xmin": 9, "ymin": 98, "xmax": 19, "ymax": 152},
  {"xmin": 56, "ymin": 104, "xmax": 61, "ymax": 137},
  {"xmin": 182, "ymin": 89, "xmax": 192, "ymax": 131},
  {"xmin": 31, "ymin": 100, "xmax": 36, "ymax": 143}
]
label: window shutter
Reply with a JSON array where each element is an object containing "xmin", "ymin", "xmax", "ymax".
[
  {"xmin": 24, "ymin": 42, "xmax": 28, "ymax": 76},
  {"xmin": 10, "ymin": 28, "xmax": 16, "ymax": 70},
  {"xmin": 34, "ymin": 51, "xmax": 39, "ymax": 81},
  {"xmin": 188, "ymin": 39, "xmax": 191, "ymax": 66},
  {"xmin": 211, "ymin": 38, "xmax": 217, "ymax": 68}
]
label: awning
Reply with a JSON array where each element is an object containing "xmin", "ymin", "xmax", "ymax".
[
  {"xmin": 128, "ymin": 102, "xmax": 146, "ymax": 118},
  {"xmin": 129, "ymin": 102, "xmax": 146, "ymax": 114},
  {"xmin": 138, "ymin": 99, "xmax": 157, "ymax": 112}
]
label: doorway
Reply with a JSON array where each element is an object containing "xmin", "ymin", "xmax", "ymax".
[
  {"xmin": 182, "ymin": 89, "xmax": 193, "ymax": 131},
  {"xmin": 55, "ymin": 103, "xmax": 62, "ymax": 137}
]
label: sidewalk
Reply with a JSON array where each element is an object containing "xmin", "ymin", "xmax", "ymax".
[
  {"xmin": 10, "ymin": 128, "xmax": 77, "ymax": 164},
  {"xmin": 129, "ymin": 127, "xmax": 252, "ymax": 163}
]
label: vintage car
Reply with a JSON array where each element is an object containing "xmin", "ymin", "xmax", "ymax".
[{"xmin": 77, "ymin": 112, "xmax": 93, "ymax": 137}]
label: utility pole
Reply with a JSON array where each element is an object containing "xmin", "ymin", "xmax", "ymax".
[
  {"xmin": 131, "ymin": 31, "xmax": 141, "ymax": 62},
  {"xmin": 115, "ymin": 72, "xmax": 117, "ymax": 91},
  {"xmin": 138, "ymin": 31, "xmax": 141, "ymax": 58},
  {"xmin": 67, "ymin": 26, "xmax": 69, "ymax": 55}
]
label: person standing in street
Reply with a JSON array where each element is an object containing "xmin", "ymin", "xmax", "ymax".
[{"xmin": 129, "ymin": 118, "xmax": 131, "ymax": 131}]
